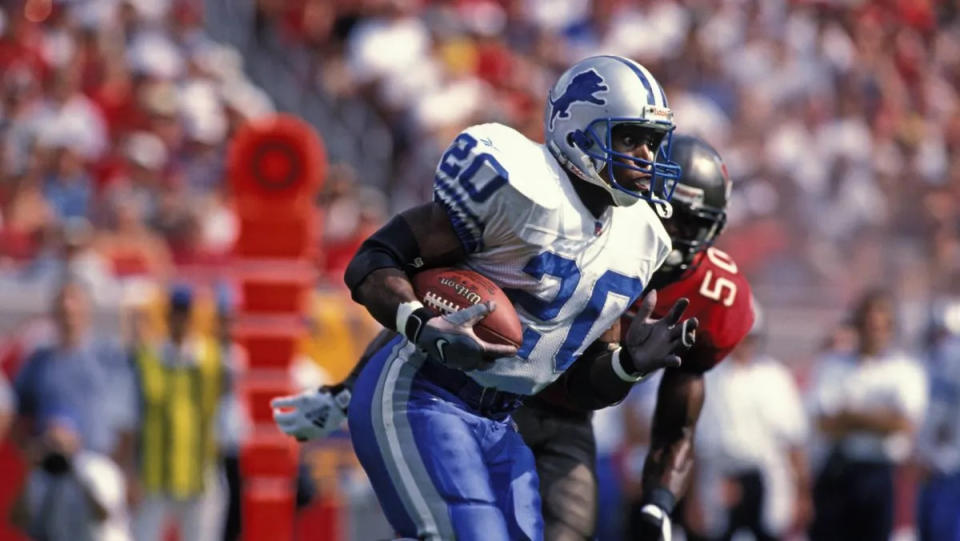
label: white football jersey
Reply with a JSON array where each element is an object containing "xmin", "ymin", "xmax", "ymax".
[{"xmin": 433, "ymin": 123, "xmax": 671, "ymax": 394}]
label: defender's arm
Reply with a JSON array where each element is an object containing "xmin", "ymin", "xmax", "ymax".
[
  {"xmin": 539, "ymin": 294, "xmax": 697, "ymax": 411},
  {"xmin": 541, "ymin": 325, "xmax": 625, "ymax": 411},
  {"xmin": 641, "ymin": 368, "xmax": 705, "ymax": 500},
  {"xmin": 272, "ymin": 329, "xmax": 398, "ymax": 441},
  {"xmin": 634, "ymin": 367, "xmax": 705, "ymax": 540}
]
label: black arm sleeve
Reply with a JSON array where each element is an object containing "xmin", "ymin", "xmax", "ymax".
[{"xmin": 343, "ymin": 215, "xmax": 423, "ymax": 301}]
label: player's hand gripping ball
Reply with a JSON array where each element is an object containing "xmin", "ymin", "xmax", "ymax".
[{"xmin": 411, "ymin": 268, "xmax": 523, "ymax": 369}]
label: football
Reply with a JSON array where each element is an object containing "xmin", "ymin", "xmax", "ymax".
[{"xmin": 411, "ymin": 267, "xmax": 524, "ymax": 348}]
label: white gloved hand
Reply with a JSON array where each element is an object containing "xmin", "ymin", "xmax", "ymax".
[{"xmin": 271, "ymin": 385, "xmax": 352, "ymax": 441}]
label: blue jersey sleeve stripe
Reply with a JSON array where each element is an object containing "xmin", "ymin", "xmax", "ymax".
[
  {"xmin": 433, "ymin": 175, "xmax": 486, "ymax": 232},
  {"xmin": 433, "ymin": 194, "xmax": 482, "ymax": 253},
  {"xmin": 433, "ymin": 177, "xmax": 484, "ymax": 252},
  {"xmin": 433, "ymin": 187, "xmax": 482, "ymax": 238}
]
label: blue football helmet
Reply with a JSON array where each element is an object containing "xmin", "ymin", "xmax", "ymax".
[{"xmin": 545, "ymin": 55, "xmax": 682, "ymax": 207}]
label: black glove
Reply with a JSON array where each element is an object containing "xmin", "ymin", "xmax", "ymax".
[
  {"xmin": 622, "ymin": 292, "xmax": 698, "ymax": 378},
  {"xmin": 414, "ymin": 302, "xmax": 518, "ymax": 371}
]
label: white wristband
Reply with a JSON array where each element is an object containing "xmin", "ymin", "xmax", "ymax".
[
  {"xmin": 396, "ymin": 300, "xmax": 425, "ymax": 336},
  {"xmin": 332, "ymin": 388, "xmax": 352, "ymax": 410},
  {"xmin": 611, "ymin": 348, "xmax": 647, "ymax": 383}
]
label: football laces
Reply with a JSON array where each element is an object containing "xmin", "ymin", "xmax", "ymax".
[{"xmin": 423, "ymin": 291, "xmax": 462, "ymax": 315}]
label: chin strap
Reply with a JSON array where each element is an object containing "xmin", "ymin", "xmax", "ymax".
[
  {"xmin": 664, "ymin": 249, "xmax": 684, "ymax": 267},
  {"xmin": 654, "ymin": 201, "xmax": 674, "ymax": 219}
]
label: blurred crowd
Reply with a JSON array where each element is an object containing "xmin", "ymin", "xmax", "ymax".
[
  {"xmin": 252, "ymin": 0, "xmax": 960, "ymax": 317},
  {"xmin": 0, "ymin": 1, "xmax": 268, "ymax": 539},
  {"xmin": 2, "ymin": 0, "xmax": 960, "ymax": 540},
  {"xmin": 3, "ymin": 0, "xmax": 959, "ymax": 319},
  {"xmin": 8, "ymin": 281, "xmax": 960, "ymax": 540},
  {"xmin": 604, "ymin": 290, "xmax": 941, "ymax": 541},
  {"xmin": 0, "ymin": 0, "xmax": 275, "ymax": 299},
  {"xmin": 3, "ymin": 278, "xmax": 250, "ymax": 541},
  {"xmin": 245, "ymin": 1, "xmax": 960, "ymax": 539},
  {"xmin": 590, "ymin": 287, "xmax": 960, "ymax": 541}
]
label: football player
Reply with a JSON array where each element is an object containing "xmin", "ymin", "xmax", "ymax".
[
  {"xmin": 514, "ymin": 135, "xmax": 754, "ymax": 541},
  {"xmin": 275, "ymin": 56, "xmax": 698, "ymax": 540},
  {"xmin": 274, "ymin": 134, "xmax": 747, "ymax": 540}
]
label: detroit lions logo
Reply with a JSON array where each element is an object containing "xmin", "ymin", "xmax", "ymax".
[{"xmin": 549, "ymin": 70, "xmax": 608, "ymax": 130}]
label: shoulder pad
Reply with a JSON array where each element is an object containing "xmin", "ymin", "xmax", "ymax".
[
  {"xmin": 445, "ymin": 123, "xmax": 565, "ymax": 209},
  {"xmin": 433, "ymin": 124, "xmax": 569, "ymax": 252}
]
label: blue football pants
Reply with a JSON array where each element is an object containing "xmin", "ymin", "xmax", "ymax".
[{"xmin": 348, "ymin": 336, "xmax": 543, "ymax": 540}]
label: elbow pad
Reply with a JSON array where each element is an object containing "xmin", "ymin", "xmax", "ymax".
[{"xmin": 344, "ymin": 215, "xmax": 422, "ymax": 300}]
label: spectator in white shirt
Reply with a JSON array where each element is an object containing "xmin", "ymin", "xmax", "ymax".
[
  {"xmin": 808, "ymin": 289, "xmax": 928, "ymax": 541},
  {"xmin": 693, "ymin": 303, "xmax": 812, "ymax": 541}
]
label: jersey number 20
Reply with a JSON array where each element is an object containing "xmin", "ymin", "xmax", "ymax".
[{"xmin": 509, "ymin": 252, "xmax": 645, "ymax": 372}]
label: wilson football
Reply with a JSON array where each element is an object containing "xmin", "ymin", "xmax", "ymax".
[{"xmin": 411, "ymin": 267, "xmax": 524, "ymax": 348}]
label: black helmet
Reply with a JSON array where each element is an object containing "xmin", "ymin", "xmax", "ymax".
[{"xmin": 654, "ymin": 134, "xmax": 731, "ymax": 283}]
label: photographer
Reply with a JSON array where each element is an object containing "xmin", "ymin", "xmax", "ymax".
[
  {"xmin": 11, "ymin": 280, "xmax": 136, "ymax": 540},
  {"xmin": 15, "ymin": 409, "xmax": 131, "ymax": 541}
]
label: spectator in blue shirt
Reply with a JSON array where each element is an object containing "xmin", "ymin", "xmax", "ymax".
[
  {"xmin": 43, "ymin": 144, "xmax": 93, "ymax": 221},
  {"xmin": 916, "ymin": 299, "xmax": 960, "ymax": 541},
  {"xmin": 14, "ymin": 280, "xmax": 136, "ymax": 460}
]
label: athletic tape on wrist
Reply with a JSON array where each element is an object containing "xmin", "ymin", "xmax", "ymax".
[
  {"xmin": 681, "ymin": 319, "xmax": 696, "ymax": 348},
  {"xmin": 327, "ymin": 384, "xmax": 352, "ymax": 410},
  {"xmin": 611, "ymin": 348, "xmax": 647, "ymax": 383},
  {"xmin": 396, "ymin": 300, "xmax": 433, "ymax": 342}
]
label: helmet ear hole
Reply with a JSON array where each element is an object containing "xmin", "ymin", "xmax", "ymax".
[{"xmin": 568, "ymin": 130, "xmax": 592, "ymax": 150}]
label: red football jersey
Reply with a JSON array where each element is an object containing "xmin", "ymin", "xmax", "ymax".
[{"xmin": 623, "ymin": 247, "xmax": 755, "ymax": 373}]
